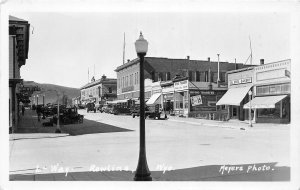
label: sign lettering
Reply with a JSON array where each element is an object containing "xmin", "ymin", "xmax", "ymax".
[{"xmin": 191, "ymin": 95, "xmax": 203, "ymax": 106}]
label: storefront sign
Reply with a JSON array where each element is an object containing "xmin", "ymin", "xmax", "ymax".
[
  {"xmin": 231, "ymin": 77, "xmax": 252, "ymax": 85},
  {"xmin": 191, "ymin": 95, "xmax": 203, "ymax": 106},
  {"xmin": 163, "ymin": 93, "xmax": 174, "ymax": 100},
  {"xmin": 174, "ymin": 80, "xmax": 189, "ymax": 91},
  {"xmin": 201, "ymin": 91, "xmax": 215, "ymax": 95}
]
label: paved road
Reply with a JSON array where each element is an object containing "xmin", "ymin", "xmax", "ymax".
[{"xmin": 9, "ymin": 110, "xmax": 290, "ymax": 180}]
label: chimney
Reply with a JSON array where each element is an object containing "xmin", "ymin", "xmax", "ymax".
[
  {"xmin": 260, "ymin": 59, "xmax": 264, "ymax": 65},
  {"xmin": 208, "ymin": 57, "xmax": 210, "ymax": 62},
  {"xmin": 187, "ymin": 56, "xmax": 190, "ymax": 60}
]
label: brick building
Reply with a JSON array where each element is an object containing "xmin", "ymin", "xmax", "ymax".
[
  {"xmin": 80, "ymin": 75, "xmax": 117, "ymax": 105},
  {"xmin": 115, "ymin": 56, "xmax": 250, "ymax": 118}
]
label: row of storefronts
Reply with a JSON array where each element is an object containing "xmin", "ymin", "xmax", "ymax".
[
  {"xmin": 113, "ymin": 57, "xmax": 290, "ymax": 124},
  {"xmin": 114, "ymin": 56, "xmax": 250, "ymax": 119}
]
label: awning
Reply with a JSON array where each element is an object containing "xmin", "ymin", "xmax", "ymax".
[
  {"xmin": 216, "ymin": 85, "xmax": 252, "ymax": 106},
  {"xmin": 243, "ymin": 95, "xmax": 287, "ymax": 109},
  {"xmin": 146, "ymin": 93, "xmax": 161, "ymax": 105},
  {"xmin": 117, "ymin": 99, "xmax": 128, "ymax": 103}
]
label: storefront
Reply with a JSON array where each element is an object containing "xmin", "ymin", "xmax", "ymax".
[
  {"xmin": 242, "ymin": 59, "xmax": 291, "ymax": 124},
  {"xmin": 161, "ymin": 81, "xmax": 174, "ymax": 114},
  {"xmin": 216, "ymin": 67, "xmax": 254, "ymax": 121},
  {"xmin": 171, "ymin": 79, "xmax": 227, "ymax": 119}
]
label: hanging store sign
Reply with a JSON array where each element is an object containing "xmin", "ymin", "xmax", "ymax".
[
  {"xmin": 191, "ymin": 95, "xmax": 203, "ymax": 106},
  {"xmin": 174, "ymin": 80, "xmax": 189, "ymax": 91}
]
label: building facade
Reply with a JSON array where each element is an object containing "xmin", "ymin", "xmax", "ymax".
[
  {"xmin": 9, "ymin": 16, "xmax": 30, "ymax": 132},
  {"xmin": 217, "ymin": 67, "xmax": 255, "ymax": 121},
  {"xmin": 217, "ymin": 59, "xmax": 291, "ymax": 123},
  {"xmin": 245, "ymin": 59, "xmax": 291, "ymax": 123},
  {"xmin": 115, "ymin": 56, "xmax": 251, "ymax": 118},
  {"xmin": 80, "ymin": 75, "xmax": 117, "ymax": 105}
]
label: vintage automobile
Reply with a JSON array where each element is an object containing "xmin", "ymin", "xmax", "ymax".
[
  {"xmin": 52, "ymin": 107, "xmax": 84, "ymax": 125},
  {"xmin": 86, "ymin": 102, "xmax": 96, "ymax": 113},
  {"xmin": 111, "ymin": 104, "xmax": 131, "ymax": 115},
  {"xmin": 102, "ymin": 104, "xmax": 114, "ymax": 113},
  {"xmin": 131, "ymin": 104, "xmax": 162, "ymax": 119}
]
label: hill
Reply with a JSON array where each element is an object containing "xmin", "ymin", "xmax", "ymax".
[{"xmin": 24, "ymin": 81, "xmax": 80, "ymax": 105}]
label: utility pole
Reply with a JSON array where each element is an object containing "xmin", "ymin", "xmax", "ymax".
[
  {"xmin": 123, "ymin": 32, "xmax": 126, "ymax": 65},
  {"xmin": 217, "ymin": 54, "xmax": 220, "ymax": 86}
]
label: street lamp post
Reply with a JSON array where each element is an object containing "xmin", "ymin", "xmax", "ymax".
[
  {"xmin": 37, "ymin": 95, "xmax": 39, "ymax": 106},
  {"xmin": 43, "ymin": 94, "xmax": 45, "ymax": 106},
  {"xmin": 55, "ymin": 92, "xmax": 61, "ymax": 133},
  {"xmin": 248, "ymin": 90, "xmax": 253, "ymax": 127},
  {"xmin": 134, "ymin": 32, "xmax": 152, "ymax": 181}
]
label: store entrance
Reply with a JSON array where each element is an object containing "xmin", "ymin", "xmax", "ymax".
[{"xmin": 232, "ymin": 106, "xmax": 238, "ymax": 119}]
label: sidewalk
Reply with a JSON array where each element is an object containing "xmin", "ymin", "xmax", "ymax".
[
  {"xmin": 167, "ymin": 115, "xmax": 290, "ymax": 130},
  {"xmin": 10, "ymin": 109, "xmax": 68, "ymax": 140}
]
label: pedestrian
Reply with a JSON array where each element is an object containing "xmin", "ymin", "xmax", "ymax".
[{"xmin": 22, "ymin": 105, "xmax": 25, "ymax": 116}]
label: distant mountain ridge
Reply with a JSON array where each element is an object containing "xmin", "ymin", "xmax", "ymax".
[{"xmin": 24, "ymin": 81, "xmax": 80, "ymax": 105}]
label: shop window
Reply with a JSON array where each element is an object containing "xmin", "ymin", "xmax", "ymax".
[
  {"xmin": 188, "ymin": 71, "xmax": 193, "ymax": 81},
  {"xmin": 258, "ymin": 103, "xmax": 280, "ymax": 118},
  {"xmin": 174, "ymin": 92, "xmax": 184, "ymax": 109},
  {"xmin": 212, "ymin": 72, "xmax": 218, "ymax": 83},
  {"xmin": 220, "ymin": 72, "xmax": 226, "ymax": 82},
  {"xmin": 200, "ymin": 72, "xmax": 206, "ymax": 82}
]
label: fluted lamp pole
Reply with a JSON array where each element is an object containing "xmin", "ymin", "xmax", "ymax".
[{"xmin": 134, "ymin": 32, "xmax": 152, "ymax": 181}]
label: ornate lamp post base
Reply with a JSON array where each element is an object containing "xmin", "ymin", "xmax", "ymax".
[{"xmin": 134, "ymin": 174, "xmax": 152, "ymax": 181}]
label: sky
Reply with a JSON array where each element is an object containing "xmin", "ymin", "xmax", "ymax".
[{"xmin": 11, "ymin": 11, "xmax": 290, "ymax": 88}]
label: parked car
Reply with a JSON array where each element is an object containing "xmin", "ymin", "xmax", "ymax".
[
  {"xmin": 102, "ymin": 104, "xmax": 114, "ymax": 113},
  {"xmin": 52, "ymin": 107, "xmax": 84, "ymax": 125},
  {"xmin": 86, "ymin": 102, "xmax": 96, "ymax": 113},
  {"xmin": 131, "ymin": 104, "xmax": 162, "ymax": 119},
  {"xmin": 111, "ymin": 105, "xmax": 131, "ymax": 115}
]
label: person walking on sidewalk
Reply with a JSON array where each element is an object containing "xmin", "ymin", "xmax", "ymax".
[{"xmin": 22, "ymin": 105, "xmax": 25, "ymax": 116}]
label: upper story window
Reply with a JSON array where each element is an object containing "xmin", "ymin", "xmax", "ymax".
[{"xmin": 196, "ymin": 71, "xmax": 200, "ymax": 82}]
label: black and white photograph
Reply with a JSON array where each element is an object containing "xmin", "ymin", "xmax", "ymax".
[{"xmin": 1, "ymin": 0, "xmax": 300, "ymax": 190}]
